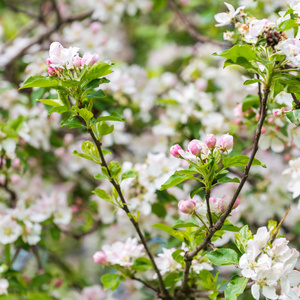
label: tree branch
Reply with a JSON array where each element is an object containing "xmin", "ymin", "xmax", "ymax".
[
  {"xmin": 131, "ymin": 276, "xmax": 159, "ymax": 293},
  {"xmin": 291, "ymin": 93, "xmax": 300, "ymax": 109},
  {"xmin": 205, "ymin": 189, "xmax": 213, "ymax": 228},
  {"xmin": 167, "ymin": 0, "xmax": 227, "ymax": 48},
  {"xmin": 1, "ymin": 10, "xmax": 93, "ymax": 68},
  {"xmin": 178, "ymin": 86, "xmax": 270, "ymax": 295},
  {"xmin": 87, "ymin": 128, "xmax": 171, "ymax": 299},
  {"xmin": 0, "ymin": 178, "xmax": 17, "ymax": 208}
]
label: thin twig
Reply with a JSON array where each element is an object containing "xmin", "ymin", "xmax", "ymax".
[
  {"xmin": 0, "ymin": 178, "xmax": 17, "ymax": 208},
  {"xmin": 87, "ymin": 128, "xmax": 171, "ymax": 299},
  {"xmin": 291, "ymin": 93, "xmax": 300, "ymax": 109},
  {"xmin": 1, "ymin": 10, "xmax": 93, "ymax": 68},
  {"xmin": 205, "ymin": 189, "xmax": 213, "ymax": 228},
  {"xmin": 131, "ymin": 276, "xmax": 159, "ymax": 293},
  {"xmin": 167, "ymin": 0, "xmax": 227, "ymax": 48},
  {"xmin": 178, "ymin": 86, "xmax": 270, "ymax": 296},
  {"xmin": 270, "ymin": 204, "xmax": 291, "ymax": 244}
]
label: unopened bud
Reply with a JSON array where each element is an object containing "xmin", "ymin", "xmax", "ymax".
[
  {"xmin": 93, "ymin": 251, "xmax": 107, "ymax": 264},
  {"xmin": 170, "ymin": 144, "xmax": 182, "ymax": 158},
  {"xmin": 205, "ymin": 134, "xmax": 217, "ymax": 150},
  {"xmin": 178, "ymin": 200, "xmax": 196, "ymax": 214}
]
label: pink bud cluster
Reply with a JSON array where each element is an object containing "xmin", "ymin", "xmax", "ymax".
[
  {"xmin": 170, "ymin": 133, "xmax": 234, "ymax": 160},
  {"xmin": 209, "ymin": 195, "xmax": 240, "ymax": 214},
  {"xmin": 178, "ymin": 199, "xmax": 196, "ymax": 214},
  {"xmin": 46, "ymin": 42, "xmax": 99, "ymax": 77}
]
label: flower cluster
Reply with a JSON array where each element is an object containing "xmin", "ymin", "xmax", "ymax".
[
  {"xmin": 170, "ymin": 133, "xmax": 233, "ymax": 163},
  {"xmin": 93, "ymin": 237, "xmax": 144, "ymax": 267},
  {"xmin": 239, "ymin": 227, "xmax": 300, "ymax": 299},
  {"xmin": 46, "ymin": 42, "xmax": 99, "ymax": 76}
]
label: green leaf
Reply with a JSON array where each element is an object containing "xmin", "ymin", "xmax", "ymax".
[
  {"xmin": 73, "ymin": 150, "xmax": 95, "ymax": 163},
  {"xmin": 172, "ymin": 249, "xmax": 185, "ymax": 264},
  {"xmin": 163, "ymin": 273, "xmax": 180, "ymax": 287},
  {"xmin": 85, "ymin": 89, "xmax": 106, "ymax": 99},
  {"xmin": 97, "ymin": 112, "xmax": 125, "ymax": 122},
  {"xmin": 30, "ymin": 273, "xmax": 52, "ymax": 289},
  {"xmin": 244, "ymin": 79, "xmax": 262, "ymax": 85},
  {"xmin": 278, "ymin": 18, "xmax": 298, "ymax": 31},
  {"xmin": 19, "ymin": 75, "xmax": 59, "ymax": 89},
  {"xmin": 152, "ymin": 203, "xmax": 167, "ymax": 218},
  {"xmin": 93, "ymin": 121, "xmax": 114, "ymax": 138},
  {"xmin": 172, "ymin": 219, "xmax": 199, "ymax": 229},
  {"xmin": 239, "ymin": 225, "xmax": 253, "ymax": 239},
  {"xmin": 58, "ymin": 90, "xmax": 70, "ymax": 107},
  {"xmin": 92, "ymin": 189, "xmax": 113, "ymax": 203},
  {"xmin": 152, "ymin": 224, "xmax": 190, "ymax": 243},
  {"xmin": 108, "ymin": 161, "xmax": 122, "ymax": 179},
  {"xmin": 94, "ymin": 173, "xmax": 107, "ymax": 180},
  {"xmin": 85, "ymin": 61, "xmax": 113, "ymax": 84},
  {"xmin": 49, "ymin": 106, "xmax": 70, "ymax": 114},
  {"xmin": 61, "ymin": 117, "xmax": 83, "ymax": 129},
  {"xmin": 225, "ymin": 275, "xmax": 249, "ymax": 300},
  {"xmin": 132, "ymin": 257, "xmax": 153, "ymax": 271},
  {"xmin": 222, "ymin": 155, "xmax": 266, "ymax": 168},
  {"xmin": 153, "ymin": 0, "xmax": 167, "ymax": 10},
  {"xmin": 190, "ymin": 186, "xmax": 205, "ymax": 198},
  {"xmin": 160, "ymin": 171, "xmax": 192, "ymax": 190},
  {"xmin": 81, "ymin": 141, "xmax": 100, "ymax": 163},
  {"xmin": 286, "ymin": 109, "xmax": 300, "ymax": 126},
  {"xmin": 37, "ymin": 99, "xmax": 63, "ymax": 107},
  {"xmin": 217, "ymin": 177, "xmax": 240, "ymax": 184},
  {"xmin": 221, "ymin": 220, "xmax": 241, "ymax": 232},
  {"xmin": 101, "ymin": 274, "xmax": 124, "ymax": 291},
  {"xmin": 50, "ymin": 227, "xmax": 60, "ymax": 240},
  {"xmin": 121, "ymin": 170, "xmax": 137, "ymax": 181},
  {"xmin": 216, "ymin": 45, "xmax": 258, "ymax": 71},
  {"xmin": 75, "ymin": 107, "xmax": 94, "ymax": 124},
  {"xmin": 242, "ymin": 95, "xmax": 260, "ymax": 111},
  {"xmin": 205, "ymin": 248, "xmax": 239, "ymax": 266}
]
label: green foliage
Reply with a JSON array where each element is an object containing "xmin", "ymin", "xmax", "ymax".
[
  {"xmin": 61, "ymin": 117, "xmax": 83, "ymax": 129},
  {"xmin": 242, "ymin": 95, "xmax": 260, "ymax": 111},
  {"xmin": 84, "ymin": 61, "xmax": 113, "ymax": 85},
  {"xmin": 224, "ymin": 275, "xmax": 249, "ymax": 300},
  {"xmin": 222, "ymin": 155, "xmax": 266, "ymax": 168},
  {"xmin": 152, "ymin": 223, "xmax": 191, "ymax": 244},
  {"xmin": 171, "ymin": 219, "xmax": 199, "ymax": 229},
  {"xmin": 19, "ymin": 76, "xmax": 59, "ymax": 89},
  {"xmin": 108, "ymin": 161, "xmax": 122, "ymax": 179},
  {"xmin": 101, "ymin": 273, "xmax": 124, "ymax": 291},
  {"xmin": 205, "ymin": 248, "xmax": 239, "ymax": 265},
  {"xmin": 96, "ymin": 112, "xmax": 125, "ymax": 122},
  {"xmin": 132, "ymin": 257, "xmax": 153, "ymax": 271},
  {"xmin": 235, "ymin": 225, "xmax": 253, "ymax": 254},
  {"xmin": 286, "ymin": 109, "xmax": 300, "ymax": 126},
  {"xmin": 92, "ymin": 189, "xmax": 113, "ymax": 203},
  {"xmin": 121, "ymin": 170, "xmax": 137, "ymax": 181}
]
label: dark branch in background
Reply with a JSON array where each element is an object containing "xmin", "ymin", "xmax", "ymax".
[
  {"xmin": 87, "ymin": 128, "xmax": 171, "ymax": 299},
  {"xmin": 50, "ymin": 0, "xmax": 62, "ymax": 23},
  {"xmin": 291, "ymin": 93, "xmax": 300, "ymax": 109},
  {"xmin": 177, "ymin": 86, "xmax": 270, "ymax": 297},
  {"xmin": 227, "ymin": 167, "xmax": 256, "ymax": 185},
  {"xmin": 167, "ymin": 0, "xmax": 228, "ymax": 48},
  {"xmin": 5, "ymin": 2, "xmax": 40, "ymax": 18},
  {"xmin": 1, "ymin": 10, "xmax": 93, "ymax": 69},
  {"xmin": 0, "ymin": 178, "xmax": 17, "ymax": 208},
  {"xmin": 205, "ymin": 190, "xmax": 213, "ymax": 228},
  {"xmin": 56, "ymin": 219, "xmax": 102, "ymax": 240}
]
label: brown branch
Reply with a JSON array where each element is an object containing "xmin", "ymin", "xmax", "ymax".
[
  {"xmin": 57, "ymin": 219, "xmax": 102, "ymax": 240},
  {"xmin": 1, "ymin": 10, "xmax": 93, "ymax": 68},
  {"xmin": 87, "ymin": 128, "xmax": 171, "ymax": 299},
  {"xmin": 131, "ymin": 276, "xmax": 159, "ymax": 293},
  {"xmin": 178, "ymin": 86, "xmax": 270, "ymax": 296},
  {"xmin": 291, "ymin": 93, "xmax": 300, "ymax": 110},
  {"xmin": 270, "ymin": 204, "xmax": 291, "ymax": 244},
  {"xmin": 167, "ymin": 0, "xmax": 227, "ymax": 48},
  {"xmin": 205, "ymin": 189, "xmax": 213, "ymax": 228},
  {"xmin": 50, "ymin": 0, "xmax": 62, "ymax": 23},
  {"xmin": 0, "ymin": 178, "xmax": 17, "ymax": 208}
]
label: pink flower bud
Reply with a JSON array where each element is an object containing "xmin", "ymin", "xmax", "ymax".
[
  {"xmin": 46, "ymin": 58, "xmax": 52, "ymax": 65},
  {"xmin": 47, "ymin": 66, "xmax": 56, "ymax": 76},
  {"xmin": 93, "ymin": 251, "xmax": 107, "ymax": 264},
  {"xmin": 11, "ymin": 174, "xmax": 21, "ymax": 185},
  {"xmin": 82, "ymin": 52, "xmax": 99, "ymax": 66},
  {"xmin": 188, "ymin": 140, "xmax": 202, "ymax": 156},
  {"xmin": 268, "ymin": 116, "xmax": 275, "ymax": 123},
  {"xmin": 170, "ymin": 144, "xmax": 182, "ymax": 158},
  {"xmin": 72, "ymin": 55, "xmax": 82, "ymax": 68},
  {"xmin": 71, "ymin": 205, "xmax": 79, "ymax": 213},
  {"xmin": 218, "ymin": 195, "xmax": 239, "ymax": 213},
  {"xmin": 12, "ymin": 158, "xmax": 20, "ymax": 168},
  {"xmin": 219, "ymin": 134, "xmax": 233, "ymax": 151},
  {"xmin": 273, "ymin": 109, "xmax": 281, "ymax": 117},
  {"xmin": 205, "ymin": 134, "xmax": 217, "ymax": 150},
  {"xmin": 55, "ymin": 278, "xmax": 63, "ymax": 287},
  {"xmin": 178, "ymin": 200, "xmax": 196, "ymax": 214},
  {"xmin": 261, "ymin": 128, "xmax": 266, "ymax": 134}
]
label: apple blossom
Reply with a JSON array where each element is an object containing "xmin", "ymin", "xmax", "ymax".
[
  {"xmin": 178, "ymin": 199, "xmax": 196, "ymax": 214},
  {"xmin": 219, "ymin": 133, "xmax": 234, "ymax": 151},
  {"xmin": 81, "ymin": 52, "xmax": 99, "ymax": 66},
  {"xmin": 93, "ymin": 251, "xmax": 107, "ymax": 264},
  {"xmin": 214, "ymin": 2, "xmax": 245, "ymax": 27},
  {"xmin": 205, "ymin": 134, "xmax": 217, "ymax": 150},
  {"xmin": 170, "ymin": 144, "xmax": 182, "ymax": 158},
  {"xmin": 188, "ymin": 139, "xmax": 203, "ymax": 155}
]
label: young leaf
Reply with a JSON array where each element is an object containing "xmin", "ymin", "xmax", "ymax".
[
  {"xmin": 172, "ymin": 219, "xmax": 199, "ymax": 229},
  {"xmin": 121, "ymin": 170, "xmax": 137, "ymax": 181},
  {"xmin": 101, "ymin": 274, "xmax": 123, "ymax": 291},
  {"xmin": 92, "ymin": 189, "xmax": 113, "ymax": 203},
  {"xmin": 286, "ymin": 109, "xmax": 300, "ymax": 126},
  {"xmin": 172, "ymin": 249, "xmax": 185, "ymax": 264},
  {"xmin": 37, "ymin": 99, "xmax": 63, "ymax": 107},
  {"xmin": 85, "ymin": 89, "xmax": 106, "ymax": 99},
  {"xmin": 222, "ymin": 155, "xmax": 266, "ymax": 168},
  {"xmin": 94, "ymin": 174, "xmax": 108, "ymax": 180},
  {"xmin": 97, "ymin": 112, "xmax": 125, "ymax": 122},
  {"xmin": 242, "ymin": 95, "xmax": 260, "ymax": 111},
  {"xmin": 205, "ymin": 248, "xmax": 239, "ymax": 265},
  {"xmin": 108, "ymin": 161, "xmax": 122, "ymax": 179},
  {"xmin": 160, "ymin": 171, "xmax": 192, "ymax": 190},
  {"xmin": 217, "ymin": 177, "xmax": 240, "ymax": 184},
  {"xmin": 74, "ymin": 107, "xmax": 94, "ymax": 124},
  {"xmin": 224, "ymin": 275, "xmax": 249, "ymax": 300},
  {"xmin": 20, "ymin": 76, "xmax": 59, "ymax": 89},
  {"xmin": 61, "ymin": 117, "xmax": 83, "ymax": 129},
  {"xmin": 85, "ymin": 61, "xmax": 113, "ymax": 84},
  {"xmin": 152, "ymin": 224, "xmax": 190, "ymax": 243}
]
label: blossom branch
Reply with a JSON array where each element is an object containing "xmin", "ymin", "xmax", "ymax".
[
  {"xmin": 1, "ymin": 10, "xmax": 93, "ymax": 69},
  {"xmin": 205, "ymin": 189, "xmax": 213, "ymax": 228},
  {"xmin": 291, "ymin": 93, "xmax": 300, "ymax": 109},
  {"xmin": 87, "ymin": 128, "xmax": 171, "ymax": 299},
  {"xmin": 178, "ymin": 86, "xmax": 270, "ymax": 295},
  {"xmin": 0, "ymin": 177, "xmax": 17, "ymax": 208},
  {"xmin": 131, "ymin": 276, "xmax": 159, "ymax": 293},
  {"xmin": 167, "ymin": 0, "xmax": 227, "ymax": 48}
]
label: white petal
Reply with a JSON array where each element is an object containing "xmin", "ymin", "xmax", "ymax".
[
  {"xmin": 271, "ymin": 137, "xmax": 285, "ymax": 152},
  {"xmin": 262, "ymin": 286, "xmax": 278, "ymax": 299},
  {"xmin": 251, "ymin": 284, "xmax": 261, "ymax": 300},
  {"xmin": 259, "ymin": 134, "xmax": 271, "ymax": 150}
]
